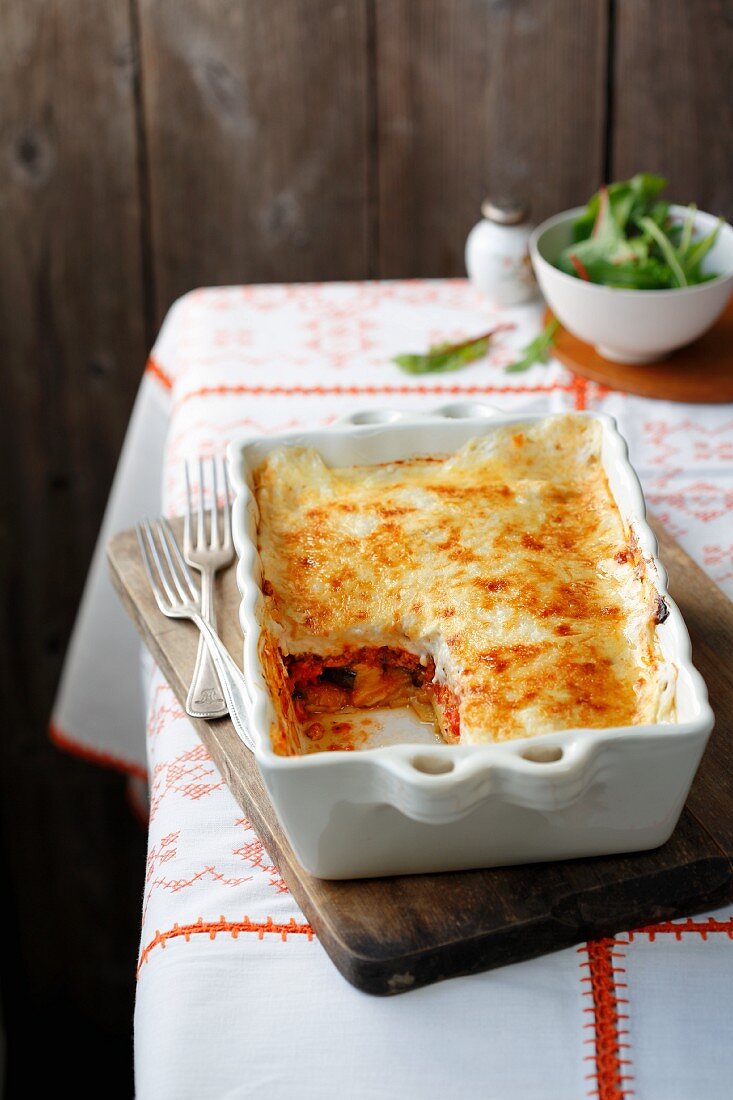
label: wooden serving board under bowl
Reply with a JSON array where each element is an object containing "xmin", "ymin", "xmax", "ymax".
[
  {"xmin": 548, "ymin": 298, "xmax": 733, "ymax": 403},
  {"xmin": 108, "ymin": 519, "xmax": 733, "ymax": 996}
]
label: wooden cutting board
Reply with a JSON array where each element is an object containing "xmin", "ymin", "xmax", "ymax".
[
  {"xmin": 108, "ymin": 519, "xmax": 733, "ymax": 995},
  {"xmin": 548, "ymin": 299, "xmax": 733, "ymax": 403}
]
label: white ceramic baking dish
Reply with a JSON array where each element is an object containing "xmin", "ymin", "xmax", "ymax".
[{"xmin": 227, "ymin": 406, "xmax": 714, "ymax": 880}]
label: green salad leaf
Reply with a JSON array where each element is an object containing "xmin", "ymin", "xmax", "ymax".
[
  {"xmin": 556, "ymin": 175, "xmax": 722, "ymax": 290},
  {"xmin": 570, "ymin": 173, "xmax": 667, "ymax": 242},
  {"xmin": 636, "ymin": 215, "xmax": 687, "ymax": 287},
  {"xmin": 505, "ymin": 316, "xmax": 560, "ymax": 373},
  {"xmin": 392, "ymin": 325, "xmax": 513, "ymax": 375}
]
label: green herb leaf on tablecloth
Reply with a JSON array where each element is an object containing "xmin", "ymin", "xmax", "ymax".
[
  {"xmin": 393, "ymin": 325, "xmax": 514, "ymax": 375},
  {"xmin": 505, "ymin": 316, "xmax": 560, "ymax": 373}
]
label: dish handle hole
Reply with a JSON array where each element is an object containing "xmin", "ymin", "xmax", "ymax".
[
  {"xmin": 348, "ymin": 409, "xmax": 403, "ymax": 425},
  {"xmin": 412, "ymin": 754, "xmax": 455, "ymax": 775},
  {"xmin": 521, "ymin": 745, "xmax": 564, "ymax": 764},
  {"xmin": 434, "ymin": 402, "xmax": 497, "ymax": 419}
]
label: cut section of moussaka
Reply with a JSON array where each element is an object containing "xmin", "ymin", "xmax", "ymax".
[{"xmin": 254, "ymin": 415, "xmax": 675, "ymax": 756}]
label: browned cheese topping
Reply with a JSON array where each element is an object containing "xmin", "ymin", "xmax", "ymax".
[{"xmin": 255, "ymin": 416, "xmax": 673, "ymax": 751}]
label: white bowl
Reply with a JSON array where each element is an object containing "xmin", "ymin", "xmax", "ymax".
[
  {"xmin": 228, "ymin": 408, "xmax": 713, "ymax": 880},
  {"xmin": 530, "ymin": 205, "xmax": 733, "ymax": 363}
]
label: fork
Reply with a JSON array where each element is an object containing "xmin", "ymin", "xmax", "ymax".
[
  {"xmin": 136, "ymin": 518, "xmax": 255, "ymax": 752},
  {"xmin": 183, "ymin": 457, "xmax": 235, "ymax": 719}
]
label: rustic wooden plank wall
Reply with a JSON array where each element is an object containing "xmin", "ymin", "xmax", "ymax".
[
  {"xmin": 138, "ymin": 0, "xmax": 373, "ymax": 320},
  {"xmin": 0, "ymin": 0, "xmax": 730, "ymax": 1089},
  {"xmin": 375, "ymin": 0, "xmax": 610, "ymax": 275},
  {"xmin": 612, "ymin": 0, "xmax": 733, "ymax": 217},
  {"xmin": 0, "ymin": 0, "xmax": 149, "ymax": 1091}
]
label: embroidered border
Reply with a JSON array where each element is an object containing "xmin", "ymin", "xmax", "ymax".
[
  {"xmin": 137, "ymin": 915, "xmax": 314, "ymax": 974},
  {"xmin": 172, "ymin": 380, "xmax": 576, "ymax": 410},
  {"xmin": 579, "ymin": 938, "xmax": 633, "ymax": 1099},
  {"xmin": 49, "ymin": 720, "xmax": 147, "ymax": 781},
  {"xmin": 630, "ymin": 917, "xmax": 733, "ymax": 941},
  {"xmin": 580, "ymin": 916, "xmax": 733, "ymax": 1098},
  {"xmin": 145, "ymin": 356, "xmax": 174, "ymax": 390},
  {"xmin": 572, "ymin": 375, "xmax": 589, "ymax": 410}
]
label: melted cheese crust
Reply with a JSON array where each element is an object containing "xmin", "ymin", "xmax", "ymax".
[{"xmin": 255, "ymin": 416, "xmax": 675, "ymax": 746}]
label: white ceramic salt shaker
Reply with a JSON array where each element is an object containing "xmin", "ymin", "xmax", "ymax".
[{"xmin": 465, "ymin": 198, "xmax": 538, "ymax": 306}]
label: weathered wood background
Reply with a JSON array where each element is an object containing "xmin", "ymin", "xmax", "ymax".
[{"xmin": 0, "ymin": 0, "xmax": 731, "ymax": 1091}]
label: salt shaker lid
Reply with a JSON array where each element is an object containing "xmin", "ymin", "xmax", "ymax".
[{"xmin": 480, "ymin": 197, "xmax": 530, "ymax": 225}]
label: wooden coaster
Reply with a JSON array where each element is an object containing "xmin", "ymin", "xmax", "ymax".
[{"xmin": 548, "ymin": 298, "xmax": 733, "ymax": 403}]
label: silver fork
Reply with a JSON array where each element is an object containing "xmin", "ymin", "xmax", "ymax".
[
  {"xmin": 136, "ymin": 518, "xmax": 255, "ymax": 752},
  {"xmin": 183, "ymin": 457, "xmax": 234, "ymax": 718}
]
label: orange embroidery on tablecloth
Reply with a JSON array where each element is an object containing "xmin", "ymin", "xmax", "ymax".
[
  {"xmin": 49, "ymin": 721, "xmax": 147, "ymax": 780},
  {"xmin": 145, "ymin": 356, "xmax": 173, "ymax": 391},
  {"xmin": 703, "ymin": 543, "xmax": 733, "ymax": 566},
  {"xmin": 147, "ymin": 682, "xmax": 186, "ymax": 740},
  {"xmin": 577, "ymin": 914, "xmax": 733, "ymax": 1096},
  {"xmin": 702, "ymin": 544, "xmax": 733, "ymax": 586},
  {"xmin": 646, "ymin": 509, "xmax": 688, "ymax": 541},
  {"xmin": 141, "ymin": 828, "xmax": 255, "ymax": 924},
  {"xmin": 646, "ymin": 482, "xmax": 733, "ymax": 525},
  {"xmin": 234, "ymin": 818, "xmax": 289, "ymax": 894},
  {"xmin": 645, "ymin": 417, "xmax": 733, "ymax": 465},
  {"xmin": 146, "ymin": 865, "xmax": 254, "ymax": 897},
  {"xmin": 572, "ymin": 375, "xmax": 589, "ymax": 411},
  {"xmin": 148, "ymin": 743, "xmax": 226, "ymax": 823},
  {"xmin": 163, "ymin": 415, "xmax": 306, "ymax": 479},
  {"xmin": 212, "ymin": 326, "xmax": 253, "ymax": 349},
  {"xmin": 301, "ymin": 313, "xmax": 378, "ymax": 368},
  {"xmin": 173, "ymin": 380, "xmax": 573, "ymax": 409},
  {"xmin": 578, "ymin": 939, "xmax": 632, "ymax": 1100},
  {"xmin": 142, "ymin": 832, "xmax": 179, "ymax": 922},
  {"xmin": 137, "ymin": 916, "xmax": 314, "ymax": 974},
  {"xmin": 146, "ymin": 831, "xmax": 179, "ymax": 879},
  {"xmin": 630, "ymin": 916, "xmax": 733, "ymax": 941},
  {"xmin": 642, "ymin": 420, "xmax": 733, "ymax": 526}
]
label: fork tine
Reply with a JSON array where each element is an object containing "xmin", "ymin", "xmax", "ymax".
[
  {"xmin": 210, "ymin": 456, "xmax": 220, "ymax": 549},
  {"xmin": 184, "ymin": 460, "xmax": 193, "ymax": 554},
  {"xmin": 154, "ymin": 519, "xmax": 189, "ymax": 602},
  {"xmin": 136, "ymin": 523, "xmax": 167, "ymax": 612},
  {"xmin": 142, "ymin": 519, "xmax": 177, "ymax": 605},
  {"xmin": 162, "ymin": 518, "xmax": 199, "ymax": 600},
  {"xmin": 222, "ymin": 461, "xmax": 232, "ymax": 549},
  {"xmin": 197, "ymin": 457, "xmax": 206, "ymax": 549}
]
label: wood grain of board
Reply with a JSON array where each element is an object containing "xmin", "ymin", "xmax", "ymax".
[
  {"xmin": 108, "ymin": 516, "xmax": 733, "ymax": 995},
  {"xmin": 375, "ymin": 0, "xmax": 609, "ymax": 276},
  {"xmin": 137, "ymin": 0, "xmax": 372, "ymax": 323},
  {"xmin": 548, "ymin": 299, "xmax": 733, "ymax": 403},
  {"xmin": 612, "ymin": 0, "xmax": 733, "ymax": 221}
]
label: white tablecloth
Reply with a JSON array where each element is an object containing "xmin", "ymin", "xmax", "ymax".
[{"xmin": 52, "ymin": 281, "xmax": 733, "ymax": 1099}]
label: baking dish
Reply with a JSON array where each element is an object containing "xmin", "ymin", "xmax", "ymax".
[{"xmin": 227, "ymin": 406, "xmax": 714, "ymax": 880}]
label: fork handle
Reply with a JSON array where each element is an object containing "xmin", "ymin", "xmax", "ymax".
[
  {"xmin": 191, "ymin": 611, "xmax": 256, "ymax": 752},
  {"xmin": 186, "ymin": 570, "xmax": 228, "ymax": 719}
]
